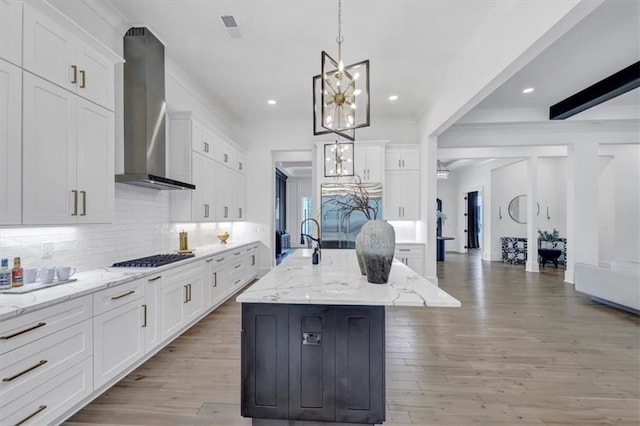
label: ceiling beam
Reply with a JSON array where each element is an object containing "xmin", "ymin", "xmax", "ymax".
[{"xmin": 549, "ymin": 61, "xmax": 640, "ymax": 120}]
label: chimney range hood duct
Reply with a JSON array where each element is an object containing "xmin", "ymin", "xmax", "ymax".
[{"xmin": 116, "ymin": 27, "xmax": 195, "ymax": 190}]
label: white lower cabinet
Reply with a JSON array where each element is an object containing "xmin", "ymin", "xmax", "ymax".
[
  {"xmin": 160, "ymin": 262, "xmax": 204, "ymax": 340},
  {"xmin": 93, "ymin": 281, "xmax": 145, "ymax": 389},
  {"xmin": 395, "ymin": 244, "xmax": 425, "ymax": 276},
  {"xmin": 143, "ymin": 274, "xmax": 162, "ymax": 353},
  {"xmin": 205, "ymin": 256, "xmax": 229, "ymax": 309},
  {"xmin": 1, "ymin": 357, "xmax": 93, "ymax": 426}
]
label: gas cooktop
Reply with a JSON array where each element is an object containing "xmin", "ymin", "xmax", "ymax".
[{"xmin": 111, "ymin": 253, "xmax": 195, "ymax": 268}]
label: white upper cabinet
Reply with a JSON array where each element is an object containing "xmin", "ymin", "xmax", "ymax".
[
  {"xmin": 354, "ymin": 143, "xmax": 384, "ymax": 183},
  {"xmin": 0, "ymin": 59, "xmax": 21, "ymax": 225},
  {"xmin": 386, "ymin": 145, "xmax": 420, "ymax": 170},
  {"xmin": 22, "ymin": 4, "xmax": 115, "ymax": 110},
  {"xmin": 384, "ymin": 170, "xmax": 420, "ymax": 221},
  {"xmin": 22, "ymin": 73, "xmax": 114, "ymax": 225},
  {"xmin": 0, "ymin": 0, "xmax": 22, "ymax": 66}
]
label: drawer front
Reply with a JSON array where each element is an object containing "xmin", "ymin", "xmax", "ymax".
[
  {"xmin": 0, "ymin": 319, "xmax": 92, "ymax": 408},
  {"xmin": 0, "ymin": 356, "xmax": 93, "ymax": 426},
  {"xmin": 162, "ymin": 262, "xmax": 204, "ymax": 286},
  {"xmin": 204, "ymin": 253, "xmax": 229, "ymax": 267},
  {"xmin": 93, "ymin": 278, "xmax": 144, "ymax": 316},
  {"xmin": 0, "ymin": 295, "xmax": 92, "ymax": 355}
]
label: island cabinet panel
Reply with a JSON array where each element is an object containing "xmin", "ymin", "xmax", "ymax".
[
  {"xmin": 288, "ymin": 306, "xmax": 335, "ymax": 421},
  {"xmin": 241, "ymin": 304, "xmax": 289, "ymax": 419},
  {"xmin": 335, "ymin": 306, "xmax": 385, "ymax": 424},
  {"xmin": 241, "ymin": 303, "xmax": 385, "ymax": 424}
]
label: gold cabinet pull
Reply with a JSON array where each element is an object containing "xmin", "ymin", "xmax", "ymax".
[
  {"xmin": 223, "ymin": 153, "xmax": 228, "ymax": 163},
  {"xmin": 234, "ymin": 264, "xmax": 241, "ymax": 270},
  {"xmin": 252, "ymin": 255, "xmax": 255, "ymax": 266},
  {"xmin": 79, "ymin": 69, "xmax": 86, "ymax": 88},
  {"xmin": 188, "ymin": 283, "xmax": 192, "ymax": 302},
  {"xmin": 1, "ymin": 322, "xmax": 46, "ymax": 340},
  {"xmin": 80, "ymin": 191, "xmax": 87, "ymax": 216},
  {"xmin": 147, "ymin": 275, "xmax": 161, "ymax": 282},
  {"xmin": 206, "ymin": 258, "xmax": 214, "ymax": 263},
  {"xmin": 204, "ymin": 204, "xmax": 209, "ymax": 218},
  {"xmin": 234, "ymin": 278, "xmax": 241, "ymax": 285},
  {"xmin": 15, "ymin": 405, "xmax": 47, "ymax": 426},
  {"xmin": 111, "ymin": 290, "xmax": 135, "ymax": 300},
  {"xmin": 224, "ymin": 206, "xmax": 228, "ymax": 218},
  {"xmin": 71, "ymin": 65, "xmax": 77, "ymax": 84},
  {"xmin": 141, "ymin": 304, "xmax": 147, "ymax": 328},
  {"xmin": 72, "ymin": 190, "xmax": 78, "ymax": 216},
  {"xmin": 238, "ymin": 161, "xmax": 243, "ymax": 170},
  {"xmin": 3, "ymin": 360, "xmax": 48, "ymax": 382}
]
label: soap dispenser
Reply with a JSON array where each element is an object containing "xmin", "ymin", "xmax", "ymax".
[{"xmin": 312, "ymin": 248, "xmax": 319, "ymax": 265}]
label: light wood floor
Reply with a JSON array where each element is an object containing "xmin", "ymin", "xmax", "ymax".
[{"xmin": 65, "ymin": 252, "xmax": 640, "ymax": 426}]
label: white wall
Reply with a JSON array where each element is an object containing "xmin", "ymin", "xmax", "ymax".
[{"xmin": 537, "ymin": 157, "xmax": 568, "ymax": 237}]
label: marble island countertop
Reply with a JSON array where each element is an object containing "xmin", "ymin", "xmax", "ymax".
[
  {"xmin": 236, "ymin": 249, "xmax": 460, "ymax": 307},
  {"xmin": 0, "ymin": 240, "xmax": 258, "ymax": 321}
]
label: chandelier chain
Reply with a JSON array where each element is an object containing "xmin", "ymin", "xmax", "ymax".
[{"xmin": 336, "ymin": 0, "xmax": 343, "ymax": 58}]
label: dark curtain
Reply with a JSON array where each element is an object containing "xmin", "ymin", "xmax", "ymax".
[{"xmin": 467, "ymin": 191, "xmax": 480, "ymax": 249}]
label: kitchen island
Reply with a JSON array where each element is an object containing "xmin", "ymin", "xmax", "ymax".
[{"xmin": 236, "ymin": 249, "xmax": 460, "ymax": 425}]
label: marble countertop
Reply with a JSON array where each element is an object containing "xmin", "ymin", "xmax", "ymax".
[
  {"xmin": 236, "ymin": 249, "xmax": 460, "ymax": 307},
  {"xmin": 0, "ymin": 241, "xmax": 258, "ymax": 321}
]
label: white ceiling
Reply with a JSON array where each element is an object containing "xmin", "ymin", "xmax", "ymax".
[
  {"xmin": 106, "ymin": 0, "xmax": 503, "ymax": 124},
  {"xmin": 465, "ymin": 0, "xmax": 640, "ymax": 119},
  {"xmin": 105, "ymin": 1, "xmax": 638, "ymax": 128}
]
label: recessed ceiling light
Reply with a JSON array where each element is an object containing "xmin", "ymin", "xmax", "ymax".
[
  {"xmin": 522, "ymin": 87, "xmax": 535, "ymax": 94},
  {"xmin": 388, "ymin": 95, "xmax": 398, "ymax": 101},
  {"xmin": 267, "ymin": 99, "xmax": 277, "ymax": 105}
]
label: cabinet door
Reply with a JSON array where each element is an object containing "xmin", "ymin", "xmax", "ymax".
[
  {"xmin": 364, "ymin": 146, "xmax": 383, "ymax": 182},
  {"xmin": 233, "ymin": 171, "xmax": 246, "ymax": 220},
  {"xmin": 205, "ymin": 260, "xmax": 228, "ymax": 309},
  {"xmin": 288, "ymin": 306, "xmax": 335, "ymax": 421},
  {"xmin": 0, "ymin": 0, "xmax": 22, "ymax": 66},
  {"xmin": 400, "ymin": 170, "xmax": 419, "ymax": 220},
  {"xmin": 386, "ymin": 146, "xmax": 419, "ymax": 171},
  {"xmin": 93, "ymin": 300, "xmax": 144, "ymax": 389},
  {"xmin": 160, "ymin": 280, "xmax": 186, "ymax": 341},
  {"xmin": 23, "ymin": 5, "xmax": 77, "ymax": 94},
  {"xmin": 143, "ymin": 274, "xmax": 163, "ymax": 352},
  {"xmin": 76, "ymin": 44, "xmax": 114, "ymax": 110},
  {"xmin": 0, "ymin": 59, "xmax": 21, "ymax": 225},
  {"xmin": 184, "ymin": 274, "xmax": 204, "ymax": 323},
  {"xmin": 215, "ymin": 164, "xmax": 234, "ymax": 221},
  {"xmin": 191, "ymin": 154, "xmax": 208, "ymax": 221},
  {"xmin": 241, "ymin": 303, "xmax": 289, "ymax": 419},
  {"xmin": 76, "ymin": 98, "xmax": 114, "ymax": 224},
  {"xmin": 335, "ymin": 306, "xmax": 385, "ymax": 424},
  {"xmin": 22, "ymin": 73, "xmax": 77, "ymax": 225},
  {"xmin": 384, "ymin": 171, "xmax": 403, "ymax": 220}
]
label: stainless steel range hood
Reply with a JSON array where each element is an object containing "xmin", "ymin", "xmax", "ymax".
[{"xmin": 116, "ymin": 27, "xmax": 195, "ymax": 190}]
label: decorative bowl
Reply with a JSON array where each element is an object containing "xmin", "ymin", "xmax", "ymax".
[{"xmin": 217, "ymin": 231, "xmax": 229, "ymax": 244}]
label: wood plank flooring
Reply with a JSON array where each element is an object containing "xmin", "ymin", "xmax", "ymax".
[{"xmin": 65, "ymin": 251, "xmax": 640, "ymax": 425}]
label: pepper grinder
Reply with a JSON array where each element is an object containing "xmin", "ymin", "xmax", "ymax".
[{"xmin": 179, "ymin": 231, "xmax": 189, "ymax": 252}]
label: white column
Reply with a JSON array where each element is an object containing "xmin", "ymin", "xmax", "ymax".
[
  {"xmin": 565, "ymin": 141, "xmax": 599, "ymax": 283},
  {"xmin": 526, "ymin": 156, "xmax": 540, "ymax": 272},
  {"xmin": 419, "ymin": 135, "xmax": 438, "ymax": 285}
]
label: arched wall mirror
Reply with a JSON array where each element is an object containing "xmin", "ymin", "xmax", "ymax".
[{"xmin": 508, "ymin": 195, "xmax": 539, "ymax": 224}]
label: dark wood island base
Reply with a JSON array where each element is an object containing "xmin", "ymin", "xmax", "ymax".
[{"xmin": 241, "ymin": 303, "xmax": 385, "ymax": 425}]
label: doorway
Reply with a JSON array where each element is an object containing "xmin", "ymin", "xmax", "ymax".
[{"xmin": 466, "ymin": 191, "xmax": 482, "ymax": 250}]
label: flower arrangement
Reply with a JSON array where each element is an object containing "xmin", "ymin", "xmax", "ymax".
[
  {"xmin": 538, "ymin": 228, "xmax": 559, "ymax": 242},
  {"xmin": 436, "ymin": 210, "xmax": 447, "ymax": 226}
]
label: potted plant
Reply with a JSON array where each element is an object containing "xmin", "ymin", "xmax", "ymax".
[{"xmin": 537, "ymin": 228, "xmax": 560, "ymax": 248}]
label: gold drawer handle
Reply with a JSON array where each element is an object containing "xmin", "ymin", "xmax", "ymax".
[
  {"xmin": 233, "ymin": 251, "xmax": 241, "ymax": 256},
  {"xmin": 111, "ymin": 290, "xmax": 135, "ymax": 300},
  {"xmin": 0, "ymin": 322, "xmax": 46, "ymax": 340},
  {"xmin": 141, "ymin": 304, "xmax": 147, "ymax": 328},
  {"xmin": 71, "ymin": 65, "xmax": 77, "ymax": 84},
  {"xmin": 79, "ymin": 69, "xmax": 86, "ymax": 88},
  {"xmin": 234, "ymin": 264, "xmax": 241, "ymax": 269},
  {"xmin": 147, "ymin": 276, "xmax": 161, "ymax": 282},
  {"xmin": 216, "ymin": 257, "xmax": 225, "ymax": 262},
  {"xmin": 206, "ymin": 258, "xmax": 214, "ymax": 263},
  {"xmin": 3, "ymin": 360, "xmax": 48, "ymax": 382},
  {"xmin": 15, "ymin": 405, "xmax": 47, "ymax": 426}
]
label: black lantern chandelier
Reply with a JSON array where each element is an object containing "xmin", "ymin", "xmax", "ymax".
[{"xmin": 313, "ymin": 0, "xmax": 370, "ymax": 141}]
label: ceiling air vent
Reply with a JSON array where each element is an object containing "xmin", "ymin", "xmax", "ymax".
[{"xmin": 221, "ymin": 15, "xmax": 242, "ymax": 38}]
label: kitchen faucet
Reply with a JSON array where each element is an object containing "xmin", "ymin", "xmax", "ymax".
[{"xmin": 300, "ymin": 218, "xmax": 322, "ymax": 262}]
